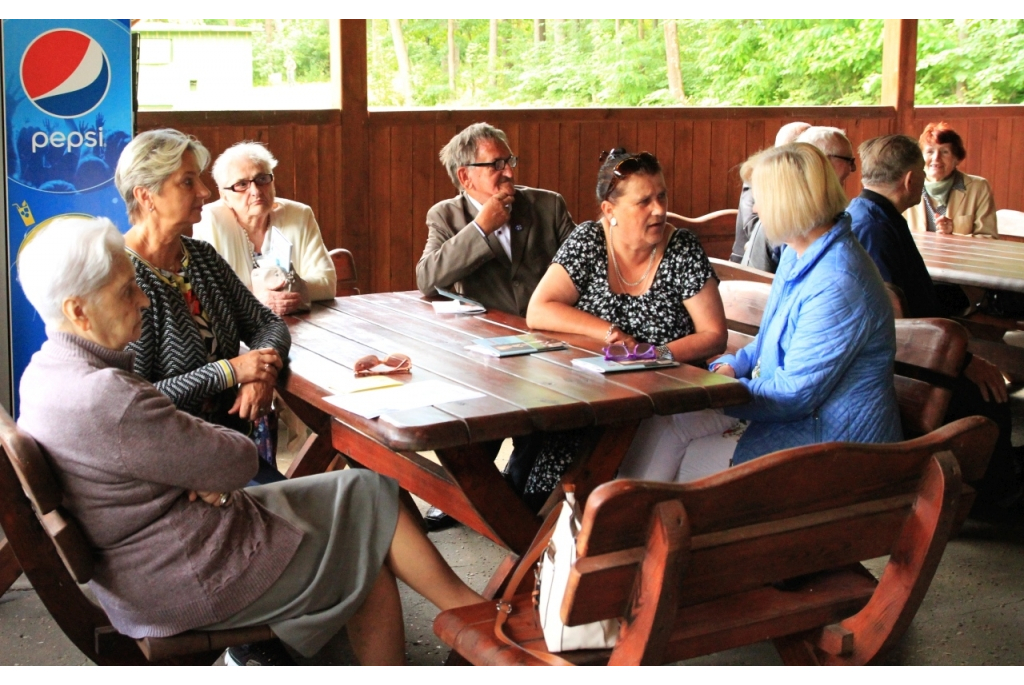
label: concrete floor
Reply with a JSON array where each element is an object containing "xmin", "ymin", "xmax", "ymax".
[{"xmin": 2, "ymin": 391, "xmax": 1023, "ymax": 666}]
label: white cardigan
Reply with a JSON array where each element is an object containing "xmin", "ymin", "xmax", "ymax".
[{"xmin": 193, "ymin": 198, "xmax": 337, "ymax": 301}]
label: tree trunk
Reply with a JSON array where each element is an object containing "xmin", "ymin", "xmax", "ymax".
[
  {"xmin": 638, "ymin": 19, "xmax": 645, "ymax": 41},
  {"xmin": 489, "ymin": 19, "xmax": 498, "ymax": 87},
  {"xmin": 664, "ymin": 19, "xmax": 685, "ymax": 102},
  {"xmin": 552, "ymin": 19, "xmax": 563, "ymax": 45},
  {"xmin": 534, "ymin": 19, "xmax": 545, "ymax": 44},
  {"xmin": 448, "ymin": 19, "xmax": 458, "ymax": 94},
  {"xmin": 955, "ymin": 19, "xmax": 968, "ymax": 103},
  {"xmin": 389, "ymin": 19, "xmax": 413, "ymax": 106},
  {"xmin": 615, "ymin": 19, "xmax": 621, "ymax": 38}
]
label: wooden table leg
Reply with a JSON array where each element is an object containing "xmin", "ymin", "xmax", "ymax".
[
  {"xmin": 278, "ymin": 387, "xmax": 341, "ymax": 479},
  {"xmin": 0, "ymin": 539, "xmax": 23, "ymax": 595},
  {"xmin": 332, "ymin": 422, "xmax": 539, "ymax": 555}
]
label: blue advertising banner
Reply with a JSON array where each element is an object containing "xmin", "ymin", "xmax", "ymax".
[{"xmin": 3, "ymin": 19, "xmax": 132, "ymax": 414}]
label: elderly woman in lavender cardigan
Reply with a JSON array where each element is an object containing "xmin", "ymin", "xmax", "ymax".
[{"xmin": 15, "ymin": 217, "xmax": 481, "ymax": 665}]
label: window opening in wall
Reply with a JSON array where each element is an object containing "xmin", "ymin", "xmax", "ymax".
[
  {"xmin": 367, "ymin": 19, "xmax": 886, "ymax": 109},
  {"xmin": 133, "ymin": 19, "xmax": 339, "ymax": 111}
]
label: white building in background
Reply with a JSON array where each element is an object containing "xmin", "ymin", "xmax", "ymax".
[{"xmin": 134, "ymin": 22, "xmax": 256, "ymax": 111}]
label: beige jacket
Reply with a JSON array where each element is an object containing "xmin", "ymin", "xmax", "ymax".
[
  {"xmin": 904, "ymin": 172, "xmax": 998, "ymax": 237},
  {"xmin": 194, "ymin": 198, "xmax": 337, "ymax": 301}
]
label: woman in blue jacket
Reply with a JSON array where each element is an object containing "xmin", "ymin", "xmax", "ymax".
[{"xmin": 618, "ymin": 143, "xmax": 902, "ymax": 482}]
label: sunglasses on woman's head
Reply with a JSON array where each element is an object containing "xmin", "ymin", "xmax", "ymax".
[
  {"xmin": 603, "ymin": 343, "xmax": 656, "ymax": 362},
  {"xmin": 354, "ymin": 353, "xmax": 412, "ymax": 377},
  {"xmin": 599, "ymin": 151, "xmax": 660, "ymax": 199}
]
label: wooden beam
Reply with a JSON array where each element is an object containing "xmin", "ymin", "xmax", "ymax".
[
  {"xmin": 882, "ymin": 19, "xmax": 918, "ymax": 135},
  {"xmin": 340, "ymin": 19, "xmax": 370, "ymax": 293}
]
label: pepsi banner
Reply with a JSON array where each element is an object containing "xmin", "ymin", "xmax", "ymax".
[{"xmin": 3, "ymin": 19, "xmax": 132, "ymax": 413}]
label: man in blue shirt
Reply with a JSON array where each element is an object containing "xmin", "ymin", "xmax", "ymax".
[{"xmin": 847, "ymin": 134, "xmax": 1021, "ymax": 516}]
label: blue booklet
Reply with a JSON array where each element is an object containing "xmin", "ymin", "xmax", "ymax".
[
  {"xmin": 466, "ymin": 334, "xmax": 567, "ymax": 357},
  {"xmin": 571, "ymin": 356, "xmax": 680, "ymax": 374}
]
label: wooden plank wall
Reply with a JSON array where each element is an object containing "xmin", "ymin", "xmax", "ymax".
[{"xmin": 138, "ymin": 104, "xmax": 1024, "ymax": 295}]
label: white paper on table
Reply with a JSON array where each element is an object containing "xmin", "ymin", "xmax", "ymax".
[
  {"xmin": 323, "ymin": 379, "xmax": 485, "ymax": 419},
  {"xmin": 431, "ymin": 299, "xmax": 485, "ymax": 315}
]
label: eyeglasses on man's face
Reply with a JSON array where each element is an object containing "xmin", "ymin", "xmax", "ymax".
[
  {"xmin": 464, "ymin": 155, "xmax": 518, "ymax": 172},
  {"xmin": 224, "ymin": 173, "xmax": 274, "ymax": 193},
  {"xmin": 828, "ymin": 154, "xmax": 856, "ymax": 171}
]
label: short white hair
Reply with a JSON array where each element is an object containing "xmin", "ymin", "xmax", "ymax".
[
  {"xmin": 775, "ymin": 122, "xmax": 811, "ymax": 146},
  {"xmin": 17, "ymin": 217, "xmax": 126, "ymax": 328},
  {"xmin": 114, "ymin": 129, "xmax": 210, "ymax": 221},
  {"xmin": 797, "ymin": 126, "xmax": 852, "ymax": 156},
  {"xmin": 212, "ymin": 141, "xmax": 278, "ymax": 191}
]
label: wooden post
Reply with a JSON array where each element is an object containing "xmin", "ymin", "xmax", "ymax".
[
  {"xmin": 881, "ymin": 19, "xmax": 918, "ymax": 136},
  {"xmin": 340, "ymin": 19, "xmax": 370, "ymax": 293}
]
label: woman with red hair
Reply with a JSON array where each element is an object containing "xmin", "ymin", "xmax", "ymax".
[{"xmin": 904, "ymin": 122, "xmax": 997, "ymax": 237}]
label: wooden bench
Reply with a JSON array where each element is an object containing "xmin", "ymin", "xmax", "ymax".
[
  {"xmin": 0, "ymin": 407, "xmax": 273, "ymax": 665},
  {"xmin": 669, "ymin": 211, "xmax": 739, "ymax": 261},
  {"xmin": 435, "ymin": 416, "xmax": 995, "ymax": 666}
]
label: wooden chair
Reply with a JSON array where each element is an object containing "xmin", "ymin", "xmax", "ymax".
[
  {"xmin": 0, "ymin": 407, "xmax": 273, "ymax": 665},
  {"xmin": 435, "ymin": 416, "xmax": 995, "ymax": 666},
  {"xmin": 329, "ymin": 248, "xmax": 360, "ymax": 296},
  {"xmin": 668, "ymin": 210, "xmax": 739, "ymax": 261}
]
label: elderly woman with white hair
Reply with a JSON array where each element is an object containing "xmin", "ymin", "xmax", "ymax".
[
  {"xmin": 193, "ymin": 141, "xmax": 336, "ymax": 315},
  {"xmin": 618, "ymin": 143, "xmax": 902, "ymax": 482},
  {"xmin": 114, "ymin": 128, "xmax": 290, "ymax": 484},
  {"xmin": 15, "ymin": 217, "xmax": 482, "ymax": 665}
]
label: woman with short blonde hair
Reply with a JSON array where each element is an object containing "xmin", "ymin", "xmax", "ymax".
[{"xmin": 618, "ymin": 143, "xmax": 901, "ymax": 483}]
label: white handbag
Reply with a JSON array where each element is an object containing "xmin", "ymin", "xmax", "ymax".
[{"xmin": 536, "ymin": 490, "xmax": 619, "ymax": 652}]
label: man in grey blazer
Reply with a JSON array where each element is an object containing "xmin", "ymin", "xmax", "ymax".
[
  {"xmin": 416, "ymin": 123, "xmax": 576, "ymax": 527},
  {"xmin": 417, "ymin": 123, "xmax": 575, "ymax": 317}
]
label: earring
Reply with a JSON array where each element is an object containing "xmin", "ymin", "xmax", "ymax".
[
  {"xmin": 610, "ymin": 217, "xmax": 618, "ymax": 227},
  {"xmin": 148, "ymin": 206, "xmax": 155, "ymax": 213}
]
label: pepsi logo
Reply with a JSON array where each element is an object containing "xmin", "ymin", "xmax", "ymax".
[{"xmin": 20, "ymin": 29, "xmax": 111, "ymax": 119}]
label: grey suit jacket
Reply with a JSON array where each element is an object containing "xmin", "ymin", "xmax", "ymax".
[{"xmin": 416, "ymin": 186, "xmax": 576, "ymax": 316}]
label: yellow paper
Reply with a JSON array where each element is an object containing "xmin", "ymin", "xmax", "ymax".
[{"xmin": 327, "ymin": 375, "xmax": 404, "ymax": 394}]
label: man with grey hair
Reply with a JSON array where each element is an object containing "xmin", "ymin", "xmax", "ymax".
[
  {"xmin": 848, "ymin": 134, "xmax": 1021, "ymax": 516},
  {"xmin": 415, "ymin": 123, "xmax": 575, "ymax": 527},
  {"xmin": 416, "ymin": 122, "xmax": 575, "ymax": 317},
  {"xmin": 797, "ymin": 126, "xmax": 857, "ymax": 186},
  {"xmin": 741, "ymin": 125, "xmax": 859, "ymax": 272},
  {"xmin": 730, "ymin": 121, "xmax": 810, "ymax": 266}
]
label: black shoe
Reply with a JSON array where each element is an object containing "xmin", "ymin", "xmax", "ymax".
[
  {"xmin": 225, "ymin": 640, "xmax": 297, "ymax": 666},
  {"xmin": 423, "ymin": 506, "xmax": 459, "ymax": 532}
]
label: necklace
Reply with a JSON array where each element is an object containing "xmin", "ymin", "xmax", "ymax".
[{"xmin": 608, "ymin": 228, "xmax": 657, "ymax": 288}]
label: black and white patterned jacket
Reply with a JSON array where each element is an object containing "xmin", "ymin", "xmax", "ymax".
[{"xmin": 127, "ymin": 236, "xmax": 291, "ymax": 419}]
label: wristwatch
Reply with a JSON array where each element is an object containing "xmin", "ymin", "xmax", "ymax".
[{"xmin": 656, "ymin": 345, "xmax": 674, "ymax": 361}]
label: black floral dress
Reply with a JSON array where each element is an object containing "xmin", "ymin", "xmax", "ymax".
[{"xmin": 523, "ymin": 221, "xmax": 717, "ymax": 495}]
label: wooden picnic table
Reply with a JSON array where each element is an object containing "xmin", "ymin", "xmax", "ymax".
[
  {"xmin": 277, "ymin": 291, "xmax": 749, "ymax": 556},
  {"xmin": 912, "ymin": 231, "xmax": 1024, "ymax": 292}
]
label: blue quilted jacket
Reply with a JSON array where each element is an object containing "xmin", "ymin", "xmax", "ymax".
[{"xmin": 714, "ymin": 215, "xmax": 903, "ymax": 465}]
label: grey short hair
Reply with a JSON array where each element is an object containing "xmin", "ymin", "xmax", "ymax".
[
  {"xmin": 114, "ymin": 129, "xmax": 210, "ymax": 221},
  {"xmin": 797, "ymin": 126, "xmax": 851, "ymax": 156},
  {"xmin": 439, "ymin": 122, "xmax": 509, "ymax": 190},
  {"xmin": 775, "ymin": 121, "xmax": 811, "ymax": 146},
  {"xmin": 858, "ymin": 135, "xmax": 923, "ymax": 187},
  {"xmin": 17, "ymin": 217, "xmax": 126, "ymax": 328},
  {"xmin": 212, "ymin": 141, "xmax": 278, "ymax": 191}
]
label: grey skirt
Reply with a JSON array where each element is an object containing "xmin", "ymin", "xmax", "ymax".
[{"xmin": 200, "ymin": 469, "xmax": 399, "ymax": 657}]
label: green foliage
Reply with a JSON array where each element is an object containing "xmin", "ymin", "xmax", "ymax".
[
  {"xmin": 367, "ymin": 19, "xmax": 1024, "ymax": 108},
  {"xmin": 916, "ymin": 20, "xmax": 1024, "ymax": 105}
]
